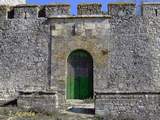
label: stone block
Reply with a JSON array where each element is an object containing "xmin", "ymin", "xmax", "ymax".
[
  {"xmin": 52, "ymin": 30, "xmax": 60, "ymax": 37},
  {"xmin": 45, "ymin": 4, "xmax": 70, "ymax": 17},
  {"xmin": 0, "ymin": 0, "xmax": 26, "ymax": 6},
  {"xmin": 142, "ymin": 3, "xmax": 160, "ymax": 16},
  {"xmin": 17, "ymin": 91, "xmax": 57, "ymax": 113},
  {"xmin": 14, "ymin": 5, "xmax": 39, "ymax": 19},
  {"xmin": 0, "ymin": 5, "xmax": 10, "ymax": 20},
  {"xmin": 77, "ymin": 3, "xmax": 102, "ymax": 15},
  {"xmin": 95, "ymin": 93, "xmax": 160, "ymax": 120},
  {"xmin": 85, "ymin": 23, "xmax": 96, "ymax": 29},
  {"xmin": 108, "ymin": 2, "xmax": 136, "ymax": 16}
]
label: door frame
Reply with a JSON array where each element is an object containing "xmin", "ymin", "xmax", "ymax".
[{"xmin": 66, "ymin": 49, "xmax": 94, "ymax": 100}]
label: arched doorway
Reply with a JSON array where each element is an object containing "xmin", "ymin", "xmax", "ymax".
[{"xmin": 67, "ymin": 50, "xmax": 93, "ymax": 99}]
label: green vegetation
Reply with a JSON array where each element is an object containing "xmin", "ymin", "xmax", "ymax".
[{"xmin": 0, "ymin": 107, "xmax": 95, "ymax": 120}]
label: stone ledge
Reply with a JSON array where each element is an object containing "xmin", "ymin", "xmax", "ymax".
[
  {"xmin": 0, "ymin": 97, "xmax": 17, "ymax": 106},
  {"xmin": 78, "ymin": 3, "xmax": 101, "ymax": 6},
  {"xmin": 14, "ymin": 4, "xmax": 39, "ymax": 7},
  {"xmin": 108, "ymin": 2, "xmax": 135, "ymax": 6},
  {"xmin": 95, "ymin": 92, "xmax": 160, "ymax": 100},
  {"xmin": 18, "ymin": 91, "xmax": 56, "ymax": 95},
  {"xmin": 95, "ymin": 91, "xmax": 160, "ymax": 95},
  {"xmin": 142, "ymin": 2, "xmax": 160, "ymax": 5},
  {"xmin": 95, "ymin": 94, "xmax": 160, "ymax": 119},
  {"xmin": 48, "ymin": 15, "xmax": 111, "ymax": 19},
  {"xmin": 17, "ymin": 91, "xmax": 57, "ymax": 113}
]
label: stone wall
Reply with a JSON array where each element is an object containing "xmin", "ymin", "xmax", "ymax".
[
  {"xmin": 49, "ymin": 16, "xmax": 110, "ymax": 108},
  {"xmin": 0, "ymin": 2, "xmax": 159, "ymax": 20},
  {"xmin": 142, "ymin": 3, "xmax": 160, "ymax": 16},
  {"xmin": 0, "ymin": 2, "xmax": 160, "ymax": 119},
  {"xmin": 17, "ymin": 91, "xmax": 57, "ymax": 113},
  {"xmin": 45, "ymin": 4, "xmax": 70, "ymax": 17},
  {"xmin": 0, "ymin": 0, "xmax": 25, "ymax": 6},
  {"xmin": 0, "ymin": 18, "xmax": 50, "ymax": 98},
  {"xmin": 0, "ymin": 4, "xmax": 71, "ymax": 20},
  {"xmin": 0, "ymin": 6, "xmax": 10, "ymax": 20},
  {"xmin": 95, "ymin": 93, "xmax": 160, "ymax": 120},
  {"xmin": 47, "ymin": 14, "xmax": 160, "ymax": 119},
  {"xmin": 108, "ymin": 3, "xmax": 136, "ymax": 16},
  {"xmin": 77, "ymin": 3, "xmax": 102, "ymax": 15},
  {"xmin": 14, "ymin": 5, "xmax": 39, "ymax": 19},
  {"xmin": 94, "ymin": 16, "xmax": 160, "ymax": 119}
]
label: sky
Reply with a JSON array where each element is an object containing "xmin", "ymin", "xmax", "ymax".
[{"xmin": 27, "ymin": 0, "xmax": 160, "ymax": 15}]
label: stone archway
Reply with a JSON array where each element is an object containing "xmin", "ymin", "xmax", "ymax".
[{"xmin": 67, "ymin": 49, "xmax": 93, "ymax": 99}]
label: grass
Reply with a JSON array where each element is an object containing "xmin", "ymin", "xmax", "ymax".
[
  {"xmin": 0, "ymin": 106, "xmax": 61, "ymax": 120},
  {"xmin": 0, "ymin": 106, "xmax": 95, "ymax": 120}
]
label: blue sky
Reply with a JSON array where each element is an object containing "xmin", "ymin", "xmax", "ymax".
[{"xmin": 27, "ymin": 0, "xmax": 160, "ymax": 15}]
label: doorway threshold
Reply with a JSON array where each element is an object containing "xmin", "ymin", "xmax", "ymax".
[{"xmin": 66, "ymin": 99, "xmax": 95, "ymax": 115}]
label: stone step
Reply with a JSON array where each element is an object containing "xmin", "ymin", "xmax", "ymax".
[{"xmin": 0, "ymin": 97, "xmax": 17, "ymax": 106}]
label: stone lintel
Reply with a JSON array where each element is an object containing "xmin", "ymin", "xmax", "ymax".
[{"xmin": 14, "ymin": 4, "xmax": 39, "ymax": 8}]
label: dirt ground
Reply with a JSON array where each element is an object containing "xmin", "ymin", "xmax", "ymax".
[{"xmin": 0, "ymin": 107, "xmax": 100, "ymax": 120}]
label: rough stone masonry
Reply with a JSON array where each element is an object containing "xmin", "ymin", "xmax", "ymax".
[
  {"xmin": 0, "ymin": 2, "xmax": 160, "ymax": 120},
  {"xmin": 0, "ymin": 0, "xmax": 26, "ymax": 5}
]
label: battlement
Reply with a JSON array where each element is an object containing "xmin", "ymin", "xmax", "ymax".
[
  {"xmin": 142, "ymin": 2, "xmax": 160, "ymax": 16},
  {"xmin": 14, "ymin": 5, "xmax": 39, "ymax": 19},
  {"xmin": 108, "ymin": 2, "xmax": 136, "ymax": 16},
  {"xmin": 0, "ymin": 5, "xmax": 10, "ymax": 19},
  {"xmin": 0, "ymin": 4, "xmax": 71, "ymax": 20},
  {"xmin": 1, "ymin": 2, "xmax": 160, "ymax": 20},
  {"xmin": 44, "ymin": 4, "xmax": 70, "ymax": 17},
  {"xmin": 77, "ymin": 3, "xmax": 102, "ymax": 15}
]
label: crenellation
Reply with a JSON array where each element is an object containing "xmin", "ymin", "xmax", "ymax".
[
  {"xmin": 38, "ymin": 6, "xmax": 45, "ymax": 18},
  {"xmin": 0, "ymin": 0, "xmax": 26, "ymax": 6},
  {"xmin": 14, "ymin": 5, "xmax": 39, "ymax": 19},
  {"xmin": 45, "ymin": 4, "xmax": 70, "ymax": 17},
  {"xmin": 0, "ymin": 5, "xmax": 10, "ymax": 20},
  {"xmin": 142, "ymin": 3, "xmax": 160, "ymax": 16},
  {"xmin": 0, "ymin": 2, "xmax": 160, "ymax": 20},
  {"xmin": 77, "ymin": 3, "xmax": 102, "ymax": 15},
  {"xmin": 8, "ymin": 7, "xmax": 14, "ymax": 19},
  {"xmin": 108, "ymin": 2, "xmax": 136, "ymax": 16}
]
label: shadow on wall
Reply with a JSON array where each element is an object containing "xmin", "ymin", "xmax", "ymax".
[{"xmin": 67, "ymin": 107, "xmax": 95, "ymax": 115}]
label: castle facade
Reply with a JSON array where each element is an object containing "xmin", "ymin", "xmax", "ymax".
[{"xmin": 0, "ymin": 2, "xmax": 160, "ymax": 119}]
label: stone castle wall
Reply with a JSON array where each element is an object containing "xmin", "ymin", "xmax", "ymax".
[
  {"xmin": 0, "ymin": 2, "xmax": 160, "ymax": 120},
  {"xmin": 0, "ymin": 0, "xmax": 25, "ymax": 6},
  {"xmin": 0, "ymin": 18, "xmax": 50, "ymax": 97},
  {"xmin": 49, "ymin": 15, "xmax": 160, "ymax": 119}
]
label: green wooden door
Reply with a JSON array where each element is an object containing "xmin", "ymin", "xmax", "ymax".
[{"xmin": 67, "ymin": 50, "xmax": 93, "ymax": 99}]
